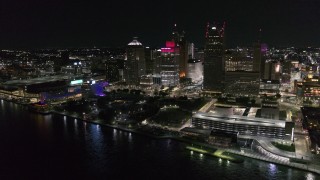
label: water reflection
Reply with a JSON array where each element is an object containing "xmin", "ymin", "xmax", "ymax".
[
  {"xmin": 0, "ymin": 100, "xmax": 319, "ymax": 180},
  {"xmin": 128, "ymin": 132, "xmax": 132, "ymax": 143},
  {"xmin": 306, "ymin": 172, "xmax": 316, "ymax": 180},
  {"xmin": 269, "ymin": 163, "xmax": 277, "ymax": 174}
]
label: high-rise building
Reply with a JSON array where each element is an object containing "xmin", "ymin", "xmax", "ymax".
[
  {"xmin": 54, "ymin": 50, "xmax": 69, "ymax": 72},
  {"xmin": 253, "ymin": 43, "xmax": 261, "ymax": 72},
  {"xmin": 260, "ymin": 43, "xmax": 268, "ymax": 79},
  {"xmin": 144, "ymin": 47, "xmax": 154, "ymax": 74},
  {"xmin": 105, "ymin": 59, "xmax": 124, "ymax": 83},
  {"xmin": 159, "ymin": 41, "xmax": 179, "ymax": 86},
  {"xmin": 171, "ymin": 24, "xmax": 188, "ymax": 78},
  {"xmin": 124, "ymin": 37, "xmax": 146, "ymax": 85},
  {"xmin": 224, "ymin": 49, "xmax": 253, "ymax": 72},
  {"xmin": 263, "ymin": 61, "xmax": 281, "ymax": 81},
  {"xmin": 203, "ymin": 22, "xmax": 225, "ymax": 91},
  {"xmin": 152, "ymin": 49, "xmax": 162, "ymax": 75},
  {"xmin": 187, "ymin": 59, "xmax": 203, "ymax": 83},
  {"xmin": 188, "ymin": 43, "xmax": 195, "ymax": 59}
]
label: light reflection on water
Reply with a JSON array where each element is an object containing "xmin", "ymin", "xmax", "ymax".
[
  {"xmin": 306, "ymin": 172, "xmax": 316, "ymax": 180},
  {"xmin": 0, "ymin": 100, "xmax": 319, "ymax": 179},
  {"xmin": 128, "ymin": 132, "xmax": 132, "ymax": 143},
  {"xmin": 269, "ymin": 163, "xmax": 277, "ymax": 177}
]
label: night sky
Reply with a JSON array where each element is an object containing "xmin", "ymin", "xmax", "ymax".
[{"xmin": 0, "ymin": 0, "xmax": 320, "ymax": 49}]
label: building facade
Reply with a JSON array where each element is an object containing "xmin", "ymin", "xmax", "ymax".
[
  {"xmin": 203, "ymin": 23, "xmax": 225, "ymax": 91},
  {"xmin": 192, "ymin": 112, "xmax": 291, "ymax": 139},
  {"xmin": 124, "ymin": 37, "xmax": 146, "ymax": 85}
]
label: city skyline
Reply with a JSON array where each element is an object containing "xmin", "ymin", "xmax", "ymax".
[{"xmin": 1, "ymin": 0, "xmax": 320, "ymax": 48}]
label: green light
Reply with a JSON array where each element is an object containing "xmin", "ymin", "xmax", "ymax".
[{"xmin": 70, "ymin": 79, "xmax": 83, "ymax": 85}]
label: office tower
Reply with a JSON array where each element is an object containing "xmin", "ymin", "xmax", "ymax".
[
  {"xmin": 159, "ymin": 41, "xmax": 179, "ymax": 86},
  {"xmin": 106, "ymin": 59, "xmax": 124, "ymax": 83},
  {"xmin": 144, "ymin": 47, "xmax": 154, "ymax": 74},
  {"xmin": 203, "ymin": 22, "xmax": 225, "ymax": 91},
  {"xmin": 171, "ymin": 24, "xmax": 188, "ymax": 78},
  {"xmin": 224, "ymin": 49, "xmax": 253, "ymax": 72},
  {"xmin": 188, "ymin": 43, "xmax": 195, "ymax": 59},
  {"xmin": 260, "ymin": 43, "xmax": 268, "ymax": 78},
  {"xmin": 253, "ymin": 43, "xmax": 261, "ymax": 72},
  {"xmin": 194, "ymin": 48, "xmax": 204, "ymax": 62},
  {"xmin": 152, "ymin": 49, "xmax": 162, "ymax": 75},
  {"xmin": 187, "ymin": 59, "xmax": 203, "ymax": 83},
  {"xmin": 54, "ymin": 50, "xmax": 69, "ymax": 72},
  {"xmin": 124, "ymin": 37, "xmax": 146, "ymax": 85},
  {"xmin": 263, "ymin": 61, "xmax": 281, "ymax": 81}
]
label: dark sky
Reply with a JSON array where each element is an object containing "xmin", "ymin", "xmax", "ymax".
[{"xmin": 0, "ymin": 0, "xmax": 320, "ymax": 49}]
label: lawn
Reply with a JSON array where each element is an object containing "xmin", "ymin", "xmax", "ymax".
[
  {"xmin": 271, "ymin": 141, "xmax": 296, "ymax": 152},
  {"xmin": 151, "ymin": 108, "xmax": 191, "ymax": 127}
]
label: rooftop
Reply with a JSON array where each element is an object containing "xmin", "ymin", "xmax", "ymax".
[
  {"xmin": 3, "ymin": 74, "xmax": 81, "ymax": 87},
  {"xmin": 193, "ymin": 112, "xmax": 286, "ymax": 128},
  {"xmin": 128, "ymin": 37, "xmax": 142, "ymax": 46}
]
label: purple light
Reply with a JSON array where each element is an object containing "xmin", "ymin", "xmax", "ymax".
[{"xmin": 91, "ymin": 81, "xmax": 108, "ymax": 97}]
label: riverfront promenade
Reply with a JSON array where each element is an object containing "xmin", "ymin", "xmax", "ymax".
[
  {"xmin": 51, "ymin": 109, "xmax": 320, "ymax": 175},
  {"xmin": 2, "ymin": 97, "xmax": 319, "ymax": 175}
]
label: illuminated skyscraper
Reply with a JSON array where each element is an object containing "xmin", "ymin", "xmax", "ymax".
[
  {"xmin": 203, "ymin": 22, "xmax": 225, "ymax": 91},
  {"xmin": 159, "ymin": 41, "xmax": 179, "ymax": 86},
  {"xmin": 124, "ymin": 37, "xmax": 146, "ymax": 85}
]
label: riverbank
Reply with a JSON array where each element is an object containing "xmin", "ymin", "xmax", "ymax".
[
  {"xmin": 2, "ymin": 98, "xmax": 320, "ymax": 175},
  {"xmin": 51, "ymin": 110, "xmax": 320, "ymax": 175},
  {"xmin": 185, "ymin": 146, "xmax": 244, "ymax": 163}
]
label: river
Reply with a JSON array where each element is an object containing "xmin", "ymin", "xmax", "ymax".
[{"xmin": 0, "ymin": 100, "xmax": 318, "ymax": 179}]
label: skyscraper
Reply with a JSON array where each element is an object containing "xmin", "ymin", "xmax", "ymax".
[
  {"xmin": 159, "ymin": 41, "xmax": 179, "ymax": 87},
  {"xmin": 105, "ymin": 59, "xmax": 124, "ymax": 83},
  {"xmin": 203, "ymin": 22, "xmax": 225, "ymax": 91},
  {"xmin": 144, "ymin": 47, "xmax": 154, "ymax": 75},
  {"xmin": 253, "ymin": 43, "xmax": 261, "ymax": 73},
  {"xmin": 171, "ymin": 24, "xmax": 188, "ymax": 78},
  {"xmin": 124, "ymin": 37, "xmax": 146, "ymax": 85}
]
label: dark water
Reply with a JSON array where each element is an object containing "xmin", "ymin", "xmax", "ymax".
[{"xmin": 0, "ymin": 100, "xmax": 318, "ymax": 180}]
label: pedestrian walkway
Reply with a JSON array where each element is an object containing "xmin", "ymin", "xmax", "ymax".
[
  {"xmin": 224, "ymin": 147, "xmax": 320, "ymax": 175},
  {"xmin": 198, "ymin": 99, "xmax": 216, "ymax": 113}
]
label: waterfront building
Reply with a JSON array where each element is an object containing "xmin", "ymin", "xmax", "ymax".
[
  {"xmin": 0, "ymin": 75, "xmax": 83, "ymax": 103},
  {"xmin": 192, "ymin": 112, "xmax": 293, "ymax": 139}
]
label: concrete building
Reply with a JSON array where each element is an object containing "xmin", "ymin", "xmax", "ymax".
[
  {"xmin": 224, "ymin": 71, "xmax": 260, "ymax": 96},
  {"xmin": 192, "ymin": 112, "xmax": 293, "ymax": 139},
  {"xmin": 124, "ymin": 37, "xmax": 146, "ymax": 85},
  {"xmin": 203, "ymin": 22, "xmax": 225, "ymax": 91},
  {"xmin": 158, "ymin": 41, "xmax": 180, "ymax": 87},
  {"xmin": 0, "ymin": 75, "xmax": 83, "ymax": 103},
  {"xmin": 105, "ymin": 59, "xmax": 124, "ymax": 83},
  {"xmin": 187, "ymin": 59, "xmax": 203, "ymax": 83}
]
